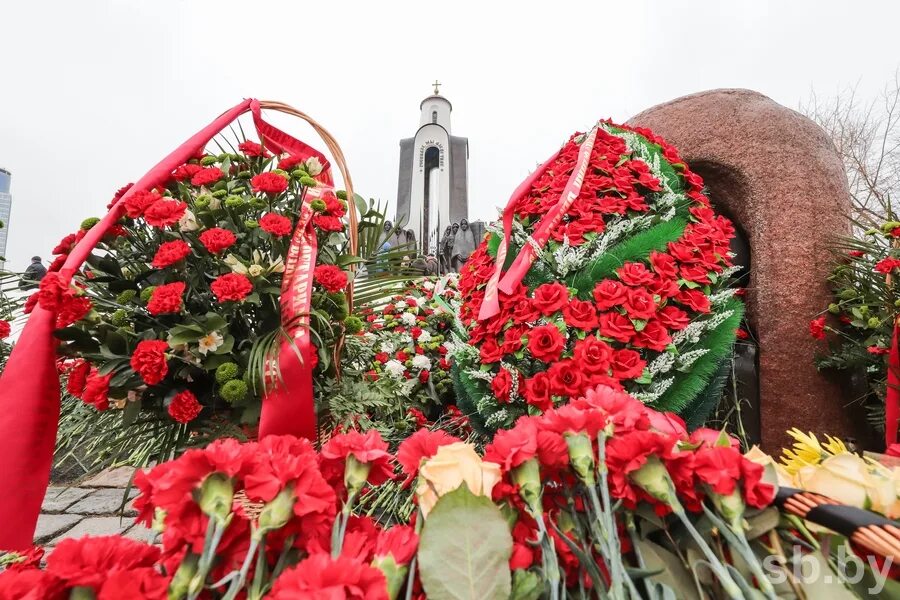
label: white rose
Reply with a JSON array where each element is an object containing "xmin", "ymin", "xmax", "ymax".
[
  {"xmin": 304, "ymin": 156, "xmax": 323, "ymax": 176},
  {"xmin": 248, "ymin": 264, "xmax": 264, "ymax": 277},
  {"xmin": 179, "ymin": 209, "xmax": 199, "ymax": 232}
]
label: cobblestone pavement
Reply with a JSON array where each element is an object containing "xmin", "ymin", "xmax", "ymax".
[{"xmin": 35, "ymin": 466, "xmax": 157, "ymax": 552}]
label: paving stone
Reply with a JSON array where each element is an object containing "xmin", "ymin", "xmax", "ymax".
[
  {"xmin": 34, "ymin": 513, "xmax": 82, "ymax": 544},
  {"xmin": 50, "ymin": 516, "xmax": 134, "ymax": 544},
  {"xmin": 124, "ymin": 524, "xmax": 159, "ymax": 544},
  {"xmin": 42, "ymin": 487, "xmax": 92, "ymax": 512},
  {"xmin": 81, "ymin": 466, "xmax": 136, "ymax": 488},
  {"xmin": 66, "ymin": 488, "xmax": 138, "ymax": 516}
]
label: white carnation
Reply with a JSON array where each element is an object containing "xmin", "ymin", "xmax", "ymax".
[{"xmin": 411, "ymin": 355, "xmax": 432, "ymax": 371}]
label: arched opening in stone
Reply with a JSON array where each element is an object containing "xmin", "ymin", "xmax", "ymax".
[
  {"xmin": 423, "ymin": 146, "xmax": 441, "ymax": 253},
  {"xmin": 687, "ymin": 161, "xmax": 761, "ymax": 445}
]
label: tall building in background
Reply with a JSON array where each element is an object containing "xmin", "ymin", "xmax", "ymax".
[
  {"xmin": 396, "ymin": 82, "xmax": 469, "ymax": 255},
  {"xmin": 0, "ymin": 168, "xmax": 11, "ymax": 270}
]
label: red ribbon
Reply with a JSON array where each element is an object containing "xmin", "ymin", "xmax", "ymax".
[
  {"xmin": 886, "ymin": 319, "xmax": 900, "ymax": 448},
  {"xmin": 478, "ymin": 126, "xmax": 598, "ymax": 320},
  {"xmin": 0, "ymin": 99, "xmax": 327, "ymax": 550}
]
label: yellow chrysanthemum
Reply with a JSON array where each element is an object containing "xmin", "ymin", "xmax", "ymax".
[{"xmin": 779, "ymin": 428, "xmax": 850, "ymax": 475}]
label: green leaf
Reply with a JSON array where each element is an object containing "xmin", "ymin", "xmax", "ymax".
[
  {"xmin": 122, "ymin": 396, "xmax": 142, "ymax": 427},
  {"xmin": 418, "ymin": 485, "xmax": 512, "ymax": 600},
  {"xmin": 634, "ymin": 539, "xmax": 701, "ymax": 600},
  {"xmin": 203, "ymin": 313, "xmax": 228, "ymax": 332},
  {"xmin": 167, "ymin": 329, "xmax": 205, "ymax": 347}
]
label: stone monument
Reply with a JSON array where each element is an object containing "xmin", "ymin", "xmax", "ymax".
[{"xmin": 630, "ymin": 88, "xmax": 864, "ymax": 450}]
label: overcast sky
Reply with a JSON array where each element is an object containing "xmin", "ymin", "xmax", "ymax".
[{"xmin": 1, "ymin": 0, "xmax": 898, "ymax": 271}]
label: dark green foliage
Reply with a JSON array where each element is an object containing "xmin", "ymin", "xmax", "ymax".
[
  {"xmin": 654, "ymin": 298, "xmax": 745, "ymax": 415},
  {"xmin": 568, "ymin": 218, "xmax": 687, "ymax": 297},
  {"xmin": 681, "ymin": 356, "xmax": 732, "ymax": 430}
]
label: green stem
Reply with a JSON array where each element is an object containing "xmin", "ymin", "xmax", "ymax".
[
  {"xmin": 701, "ymin": 506, "xmax": 777, "ymax": 600},
  {"xmin": 221, "ymin": 532, "xmax": 261, "ymax": 600},
  {"xmin": 670, "ymin": 501, "xmax": 744, "ymax": 599},
  {"xmin": 187, "ymin": 519, "xmax": 227, "ymax": 600},
  {"xmin": 533, "ymin": 511, "xmax": 561, "ymax": 600}
]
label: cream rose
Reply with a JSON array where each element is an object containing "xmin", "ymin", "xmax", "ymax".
[
  {"xmin": 796, "ymin": 453, "xmax": 898, "ymax": 516},
  {"xmin": 415, "ymin": 442, "xmax": 502, "ymax": 517}
]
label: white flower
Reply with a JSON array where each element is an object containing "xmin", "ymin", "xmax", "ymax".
[
  {"xmin": 400, "ymin": 334, "xmax": 413, "ymax": 346},
  {"xmin": 423, "ymin": 281, "xmax": 435, "ymax": 290},
  {"xmin": 384, "ymin": 359, "xmax": 406, "ymax": 379},
  {"xmin": 268, "ymin": 255, "xmax": 285, "ymax": 274},
  {"xmin": 224, "ymin": 254, "xmax": 249, "ymax": 275},
  {"xmin": 208, "ymin": 196, "xmax": 222, "ymax": 210},
  {"xmin": 401, "ymin": 312, "xmax": 417, "ymax": 327},
  {"xmin": 381, "ymin": 341, "xmax": 396, "ymax": 354},
  {"xmin": 248, "ymin": 264, "xmax": 264, "ymax": 277},
  {"xmin": 304, "ymin": 156, "xmax": 323, "ymax": 176},
  {"xmin": 418, "ymin": 330, "xmax": 432, "ymax": 343},
  {"xmin": 395, "ymin": 301, "xmax": 408, "ymax": 310},
  {"xmin": 179, "ymin": 209, "xmax": 199, "ymax": 232},
  {"xmin": 198, "ymin": 331, "xmax": 224, "ymax": 355},
  {"xmin": 412, "ymin": 355, "xmax": 432, "ymax": 371}
]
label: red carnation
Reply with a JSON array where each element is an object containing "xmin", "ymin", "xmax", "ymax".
[
  {"xmin": 191, "ymin": 166, "xmax": 223, "ymax": 187},
  {"xmin": 198, "ymin": 227, "xmax": 237, "ymax": 254},
  {"xmin": 693, "ymin": 445, "xmax": 743, "ymax": 495},
  {"xmin": 593, "ymin": 279, "xmax": 627, "ymax": 310},
  {"xmin": 98, "ymin": 567, "xmax": 168, "ymax": 599},
  {"xmin": 45, "ymin": 535, "xmax": 160, "ymax": 591},
  {"xmin": 53, "ymin": 232, "xmax": 78, "ymax": 255},
  {"xmin": 56, "ymin": 295, "xmax": 93, "ymax": 328},
  {"xmin": 146, "ymin": 281, "xmax": 185, "ymax": 315},
  {"xmin": 259, "ymin": 212, "xmax": 293, "ymax": 237},
  {"xmin": 484, "ymin": 418, "xmax": 538, "ymax": 471},
  {"xmin": 168, "ymin": 389, "xmax": 202, "ymax": 424},
  {"xmin": 122, "ymin": 190, "xmax": 162, "ymax": 218},
  {"xmin": 526, "ymin": 323, "xmax": 566, "ymax": 362},
  {"xmin": 610, "ymin": 348, "xmax": 646, "ymax": 380},
  {"xmin": 374, "ymin": 525, "xmax": 419, "ymax": 565},
  {"xmin": 314, "ymin": 265, "xmax": 348, "ymax": 293},
  {"xmin": 143, "ymin": 199, "xmax": 187, "ymax": 228},
  {"xmin": 211, "ymin": 272, "xmax": 253, "ymax": 303},
  {"xmin": 151, "ymin": 239, "xmax": 191, "ymax": 268},
  {"xmin": 320, "ymin": 429, "xmax": 394, "ymax": 486},
  {"xmin": 172, "ymin": 163, "xmax": 202, "ymax": 181},
  {"xmin": 82, "ymin": 371, "xmax": 111, "ymax": 411},
  {"xmin": 313, "ymin": 214, "xmax": 344, "ymax": 232},
  {"xmin": 531, "ymin": 282, "xmax": 569, "ymax": 315},
  {"xmin": 67, "ymin": 359, "xmax": 91, "ymax": 397},
  {"xmin": 491, "ymin": 368, "xmax": 513, "ymax": 402},
  {"xmin": 278, "ymin": 154, "xmax": 305, "ymax": 170},
  {"xmin": 238, "ymin": 140, "xmax": 271, "ymax": 157},
  {"xmin": 251, "ymin": 172, "xmax": 289, "ymax": 195},
  {"xmin": 809, "ymin": 315, "xmax": 826, "ymax": 340},
  {"xmin": 268, "ymin": 553, "xmax": 387, "ymax": 600},
  {"xmin": 396, "ymin": 428, "xmax": 460, "ymax": 486},
  {"xmin": 130, "ymin": 339, "xmax": 169, "ymax": 385},
  {"xmin": 0, "ymin": 320, "xmax": 9, "ymax": 339},
  {"xmin": 0, "ymin": 569, "xmax": 63, "ymax": 598}
]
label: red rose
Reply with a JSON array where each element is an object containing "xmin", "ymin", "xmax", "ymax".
[
  {"xmin": 617, "ymin": 261, "xmax": 654, "ymax": 286},
  {"xmin": 562, "ymin": 298, "xmax": 599, "ymax": 330},
  {"xmin": 648, "ymin": 276, "xmax": 680, "ymax": 299},
  {"xmin": 809, "ymin": 315, "xmax": 826, "ymax": 340},
  {"xmin": 396, "ymin": 428, "xmax": 461, "ymax": 486},
  {"xmin": 592, "ymin": 279, "xmax": 627, "ymax": 310},
  {"xmin": 268, "ymin": 553, "xmax": 387, "ymax": 600},
  {"xmin": 491, "ymin": 368, "xmax": 513, "ymax": 402},
  {"xmin": 674, "ymin": 289, "xmax": 711, "ymax": 313},
  {"xmin": 547, "ymin": 359, "xmax": 585, "ymax": 397},
  {"xmin": 191, "ymin": 166, "xmax": 223, "ymax": 187},
  {"xmin": 598, "ymin": 311, "xmax": 635, "ymax": 342},
  {"xmin": 526, "ymin": 323, "xmax": 566, "ymax": 362},
  {"xmin": 656, "ymin": 305, "xmax": 690, "ymax": 330},
  {"xmin": 251, "ymin": 172, "xmax": 289, "ymax": 195},
  {"xmin": 680, "ymin": 264, "xmax": 712, "ymax": 285},
  {"xmin": 146, "ymin": 281, "xmax": 185, "ymax": 315},
  {"xmin": 0, "ymin": 320, "xmax": 9, "ymax": 339},
  {"xmin": 172, "ymin": 163, "xmax": 202, "ymax": 181},
  {"xmin": 632, "ymin": 320, "xmax": 672, "ymax": 352},
  {"xmin": 211, "ymin": 273, "xmax": 253, "ymax": 303},
  {"xmin": 259, "ymin": 212, "xmax": 293, "ymax": 237},
  {"xmin": 168, "ymin": 389, "xmax": 202, "ymax": 424},
  {"xmin": 198, "ymin": 227, "xmax": 237, "ymax": 254},
  {"xmin": 314, "ymin": 265, "xmax": 348, "ymax": 293},
  {"xmin": 238, "ymin": 140, "xmax": 271, "ymax": 157},
  {"xmin": 479, "ymin": 336, "xmax": 505, "ymax": 364},
  {"xmin": 130, "ymin": 340, "xmax": 169, "ymax": 385},
  {"xmin": 649, "ymin": 251, "xmax": 678, "ymax": 279},
  {"xmin": 82, "ymin": 371, "xmax": 111, "ymax": 411},
  {"xmin": 610, "ymin": 348, "xmax": 646, "ymax": 380},
  {"xmin": 122, "ymin": 190, "xmax": 161, "ymax": 218},
  {"xmin": 151, "ymin": 239, "xmax": 192, "ymax": 268},
  {"xmin": 573, "ymin": 336, "xmax": 613, "ymax": 374},
  {"xmin": 523, "ymin": 372, "xmax": 553, "ymax": 411},
  {"xmin": 622, "ymin": 287, "xmax": 657, "ymax": 320},
  {"xmin": 143, "ymin": 199, "xmax": 187, "ymax": 228},
  {"xmin": 531, "ymin": 282, "xmax": 570, "ymax": 315}
]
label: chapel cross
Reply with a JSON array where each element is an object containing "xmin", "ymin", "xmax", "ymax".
[{"xmin": 432, "ymin": 80, "xmax": 442, "ymax": 94}]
